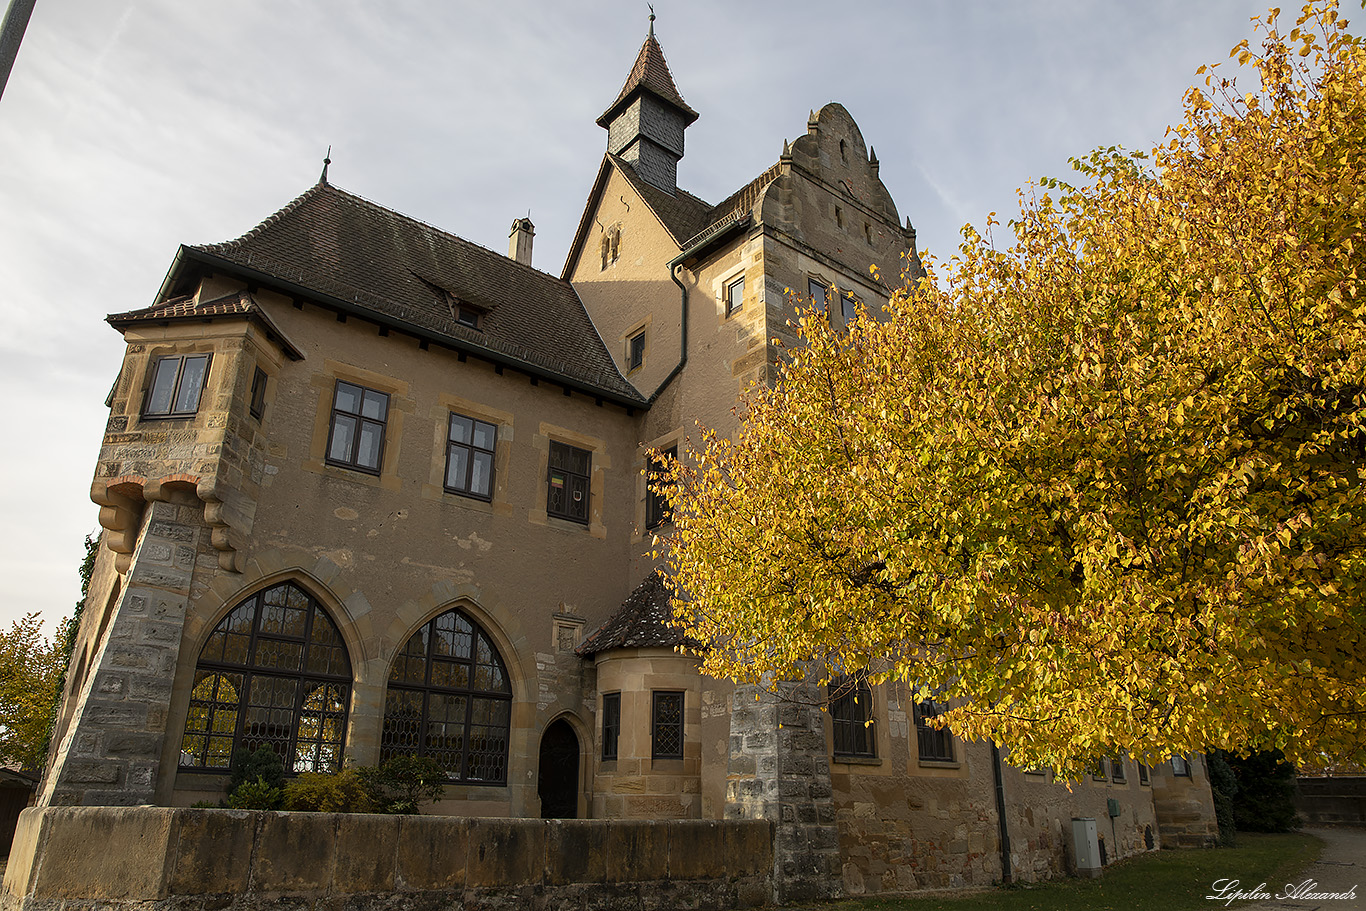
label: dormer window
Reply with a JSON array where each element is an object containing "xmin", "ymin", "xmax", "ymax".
[{"xmin": 456, "ymin": 306, "xmax": 479, "ymax": 329}]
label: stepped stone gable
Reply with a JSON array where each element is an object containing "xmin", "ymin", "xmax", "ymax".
[{"xmin": 18, "ymin": 20, "xmax": 1222, "ymax": 909}]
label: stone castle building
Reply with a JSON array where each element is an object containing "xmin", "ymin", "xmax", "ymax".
[{"xmin": 39, "ymin": 25, "xmax": 1216, "ymax": 898}]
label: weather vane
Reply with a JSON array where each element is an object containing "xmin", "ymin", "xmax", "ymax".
[{"xmin": 648, "ymin": 4, "xmax": 655, "ymax": 37}]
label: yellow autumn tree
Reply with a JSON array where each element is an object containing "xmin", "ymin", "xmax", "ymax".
[
  {"xmin": 0, "ymin": 613, "xmax": 67, "ymax": 769},
  {"xmin": 666, "ymin": 1, "xmax": 1366, "ymax": 775}
]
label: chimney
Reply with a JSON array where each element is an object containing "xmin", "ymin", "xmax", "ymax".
[{"xmin": 508, "ymin": 217, "xmax": 535, "ymax": 265}]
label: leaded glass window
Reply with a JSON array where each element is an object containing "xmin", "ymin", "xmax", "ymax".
[
  {"xmin": 381, "ymin": 608, "xmax": 513, "ymax": 784},
  {"xmin": 652, "ymin": 691, "xmax": 684, "ymax": 761},
  {"xmin": 180, "ymin": 581, "xmax": 352, "ymax": 773}
]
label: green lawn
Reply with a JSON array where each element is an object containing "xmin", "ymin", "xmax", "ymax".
[{"xmin": 780, "ymin": 833, "xmax": 1322, "ymax": 911}]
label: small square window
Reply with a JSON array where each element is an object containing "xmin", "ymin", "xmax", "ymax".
[
  {"xmin": 627, "ymin": 331, "xmax": 645, "ymax": 372},
  {"xmin": 645, "ymin": 445, "xmax": 677, "ymax": 529},
  {"xmin": 144, "ymin": 354, "xmax": 211, "ymax": 418},
  {"xmin": 914, "ymin": 698, "xmax": 954, "ymax": 762},
  {"xmin": 830, "ymin": 675, "xmax": 875, "ymax": 759},
  {"xmin": 726, "ymin": 276, "xmax": 745, "ymax": 317},
  {"xmin": 602, "ymin": 692, "xmax": 621, "ymax": 761},
  {"xmin": 547, "ymin": 441, "xmax": 591, "ymax": 524},
  {"xmin": 249, "ymin": 367, "xmax": 267, "ymax": 420},
  {"xmin": 652, "ymin": 691, "xmax": 684, "ymax": 760},
  {"xmin": 1090, "ymin": 758, "xmax": 1109, "ymax": 780},
  {"xmin": 446, "ymin": 413, "xmax": 497, "ymax": 499},
  {"xmin": 456, "ymin": 306, "xmax": 479, "ymax": 329},
  {"xmin": 326, "ymin": 380, "xmax": 389, "ymax": 474}
]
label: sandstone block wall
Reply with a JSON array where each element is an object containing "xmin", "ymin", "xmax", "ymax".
[{"xmin": 2, "ymin": 807, "xmax": 774, "ymax": 911}]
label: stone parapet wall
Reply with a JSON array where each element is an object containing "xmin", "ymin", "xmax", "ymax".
[{"xmin": 2, "ymin": 807, "xmax": 773, "ymax": 911}]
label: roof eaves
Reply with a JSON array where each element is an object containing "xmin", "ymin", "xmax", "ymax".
[{"xmin": 177, "ymin": 247, "xmax": 647, "ymax": 408}]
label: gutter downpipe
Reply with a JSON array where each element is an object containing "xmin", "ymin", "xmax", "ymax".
[
  {"xmin": 649, "ymin": 215, "xmax": 751, "ymax": 404},
  {"xmin": 991, "ymin": 740, "xmax": 1013, "ymax": 884}
]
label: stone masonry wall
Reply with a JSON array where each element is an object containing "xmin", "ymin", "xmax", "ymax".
[
  {"xmin": 725, "ymin": 677, "xmax": 841, "ymax": 905},
  {"xmin": 2, "ymin": 807, "xmax": 773, "ymax": 911}
]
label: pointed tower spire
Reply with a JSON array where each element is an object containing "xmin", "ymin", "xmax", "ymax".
[
  {"xmin": 597, "ymin": 19, "xmax": 697, "ymax": 195},
  {"xmin": 319, "ymin": 146, "xmax": 331, "ymax": 185}
]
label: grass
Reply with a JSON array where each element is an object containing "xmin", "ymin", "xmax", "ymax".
[{"xmin": 779, "ymin": 832, "xmax": 1322, "ymax": 911}]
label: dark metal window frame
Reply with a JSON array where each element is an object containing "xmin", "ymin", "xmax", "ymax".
[
  {"xmin": 726, "ymin": 275, "xmax": 745, "ymax": 317},
  {"xmin": 455, "ymin": 306, "xmax": 479, "ymax": 329},
  {"xmin": 1111, "ymin": 755, "xmax": 1127, "ymax": 783},
  {"xmin": 601, "ymin": 692, "xmax": 621, "ymax": 761},
  {"xmin": 808, "ymin": 278, "xmax": 829, "ymax": 310},
  {"xmin": 1171, "ymin": 754, "xmax": 1192, "ymax": 777},
  {"xmin": 249, "ymin": 366, "xmax": 267, "ymax": 420},
  {"xmin": 651, "ymin": 690, "xmax": 684, "ymax": 761},
  {"xmin": 1138, "ymin": 762, "xmax": 1151, "ymax": 785},
  {"xmin": 325, "ymin": 380, "xmax": 389, "ymax": 475},
  {"xmin": 829, "ymin": 675, "xmax": 876, "ymax": 759},
  {"xmin": 914, "ymin": 698, "xmax": 954, "ymax": 763},
  {"xmin": 645, "ymin": 445, "xmax": 677, "ymax": 530},
  {"xmin": 547, "ymin": 441, "xmax": 591, "ymax": 525},
  {"xmin": 444, "ymin": 412, "xmax": 497, "ymax": 501},
  {"xmin": 143, "ymin": 353, "xmax": 212, "ymax": 419},
  {"xmin": 381, "ymin": 607, "xmax": 513, "ymax": 785},
  {"xmin": 627, "ymin": 330, "xmax": 645, "ymax": 372},
  {"xmin": 180, "ymin": 581, "xmax": 352, "ymax": 775}
]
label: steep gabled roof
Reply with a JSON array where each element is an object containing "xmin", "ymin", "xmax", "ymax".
[
  {"xmin": 576, "ymin": 570, "xmax": 700, "ymax": 657},
  {"xmin": 177, "ymin": 183, "xmax": 643, "ymax": 404},
  {"xmin": 597, "ymin": 32, "xmax": 698, "ymax": 129},
  {"xmin": 108, "ymin": 290, "xmax": 305, "ymax": 360}
]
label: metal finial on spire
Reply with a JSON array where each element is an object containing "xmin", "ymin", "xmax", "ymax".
[
  {"xmin": 319, "ymin": 145, "xmax": 332, "ymax": 185},
  {"xmin": 648, "ymin": 3, "xmax": 655, "ymax": 38}
]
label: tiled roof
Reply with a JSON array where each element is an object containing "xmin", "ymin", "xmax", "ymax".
[
  {"xmin": 108, "ymin": 290, "xmax": 305, "ymax": 360},
  {"xmin": 610, "ymin": 156, "xmax": 713, "ymax": 245},
  {"xmin": 191, "ymin": 183, "xmax": 644, "ymax": 404},
  {"xmin": 577, "ymin": 570, "xmax": 700, "ymax": 657},
  {"xmin": 609, "ymin": 156, "xmax": 784, "ymax": 252},
  {"xmin": 597, "ymin": 33, "xmax": 698, "ymax": 128}
]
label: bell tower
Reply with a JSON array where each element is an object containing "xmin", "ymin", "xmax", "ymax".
[{"xmin": 596, "ymin": 15, "xmax": 697, "ymax": 195}]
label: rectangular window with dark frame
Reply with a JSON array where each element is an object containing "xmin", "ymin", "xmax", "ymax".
[
  {"xmin": 645, "ymin": 445, "xmax": 677, "ymax": 529},
  {"xmin": 1111, "ymin": 755, "xmax": 1127, "ymax": 783},
  {"xmin": 326, "ymin": 380, "xmax": 389, "ymax": 474},
  {"xmin": 627, "ymin": 330, "xmax": 645, "ymax": 372},
  {"xmin": 446, "ymin": 413, "xmax": 496, "ymax": 499},
  {"xmin": 1090, "ymin": 758, "xmax": 1109, "ymax": 780},
  {"xmin": 144, "ymin": 353, "xmax": 211, "ymax": 418},
  {"xmin": 1171, "ymin": 754, "xmax": 1192, "ymax": 777},
  {"xmin": 914, "ymin": 698, "xmax": 954, "ymax": 763},
  {"xmin": 830, "ymin": 675, "xmax": 876, "ymax": 759},
  {"xmin": 808, "ymin": 278, "xmax": 829, "ymax": 309},
  {"xmin": 1138, "ymin": 762, "xmax": 1150, "ymax": 785},
  {"xmin": 249, "ymin": 367, "xmax": 267, "ymax": 420},
  {"xmin": 651, "ymin": 690, "xmax": 684, "ymax": 760},
  {"xmin": 547, "ymin": 441, "xmax": 591, "ymax": 524},
  {"xmin": 602, "ymin": 692, "xmax": 621, "ymax": 761},
  {"xmin": 840, "ymin": 293, "xmax": 859, "ymax": 324},
  {"xmin": 726, "ymin": 276, "xmax": 745, "ymax": 317}
]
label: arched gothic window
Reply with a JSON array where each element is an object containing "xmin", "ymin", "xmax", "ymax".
[
  {"xmin": 382, "ymin": 608, "xmax": 512, "ymax": 784},
  {"xmin": 180, "ymin": 581, "xmax": 352, "ymax": 774}
]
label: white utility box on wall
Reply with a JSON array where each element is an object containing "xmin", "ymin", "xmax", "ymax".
[{"xmin": 1072, "ymin": 817, "xmax": 1102, "ymax": 877}]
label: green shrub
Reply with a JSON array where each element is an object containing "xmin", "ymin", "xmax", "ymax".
[
  {"xmin": 1208, "ymin": 751, "xmax": 1239, "ymax": 846},
  {"xmin": 1228, "ymin": 750, "xmax": 1300, "ymax": 832},
  {"xmin": 358, "ymin": 755, "xmax": 447, "ymax": 814},
  {"xmin": 283, "ymin": 769, "xmax": 374, "ymax": 813},
  {"xmin": 228, "ymin": 745, "xmax": 285, "ymax": 794},
  {"xmin": 227, "ymin": 775, "xmax": 282, "ymax": 810}
]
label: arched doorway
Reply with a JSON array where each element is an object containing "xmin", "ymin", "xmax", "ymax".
[{"xmin": 537, "ymin": 719, "xmax": 579, "ymax": 818}]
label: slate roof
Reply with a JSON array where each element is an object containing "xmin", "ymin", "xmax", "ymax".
[
  {"xmin": 181, "ymin": 182, "xmax": 644, "ymax": 404},
  {"xmin": 108, "ymin": 290, "xmax": 305, "ymax": 360},
  {"xmin": 597, "ymin": 33, "xmax": 698, "ymax": 128},
  {"xmin": 577, "ymin": 570, "xmax": 701, "ymax": 657}
]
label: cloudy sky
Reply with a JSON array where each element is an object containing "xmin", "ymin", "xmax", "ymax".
[{"xmin": 0, "ymin": 0, "xmax": 1290, "ymax": 633}]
